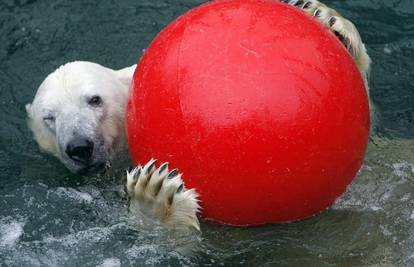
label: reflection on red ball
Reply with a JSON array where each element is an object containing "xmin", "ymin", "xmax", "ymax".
[{"xmin": 126, "ymin": 0, "xmax": 370, "ymax": 226}]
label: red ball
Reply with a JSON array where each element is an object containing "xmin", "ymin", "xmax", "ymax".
[{"xmin": 126, "ymin": 0, "xmax": 369, "ymax": 225}]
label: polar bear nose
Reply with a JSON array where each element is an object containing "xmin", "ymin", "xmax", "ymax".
[{"xmin": 65, "ymin": 138, "xmax": 94, "ymax": 164}]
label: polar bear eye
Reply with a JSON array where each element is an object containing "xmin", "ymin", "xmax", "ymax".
[
  {"xmin": 43, "ymin": 115, "xmax": 55, "ymax": 122},
  {"xmin": 88, "ymin": 95, "xmax": 103, "ymax": 107},
  {"xmin": 43, "ymin": 115, "xmax": 56, "ymax": 131}
]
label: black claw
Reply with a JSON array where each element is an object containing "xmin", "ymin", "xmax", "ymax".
[
  {"xmin": 334, "ymin": 30, "xmax": 347, "ymax": 45},
  {"xmin": 167, "ymin": 169, "xmax": 178, "ymax": 179},
  {"xmin": 159, "ymin": 162, "xmax": 168, "ymax": 174},
  {"xmin": 303, "ymin": 1, "xmax": 312, "ymax": 9},
  {"xmin": 176, "ymin": 184, "xmax": 184, "ymax": 193},
  {"xmin": 146, "ymin": 160, "xmax": 157, "ymax": 174},
  {"xmin": 329, "ymin": 16, "xmax": 336, "ymax": 27},
  {"xmin": 314, "ymin": 9, "xmax": 321, "ymax": 17},
  {"xmin": 132, "ymin": 168, "xmax": 141, "ymax": 181},
  {"xmin": 294, "ymin": 0, "xmax": 304, "ymax": 6},
  {"xmin": 333, "ymin": 30, "xmax": 352, "ymax": 53}
]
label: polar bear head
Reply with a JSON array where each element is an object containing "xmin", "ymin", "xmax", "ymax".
[{"xmin": 26, "ymin": 61, "xmax": 136, "ymax": 175}]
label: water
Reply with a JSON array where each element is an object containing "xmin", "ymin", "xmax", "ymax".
[{"xmin": 0, "ymin": 0, "xmax": 413, "ymax": 266}]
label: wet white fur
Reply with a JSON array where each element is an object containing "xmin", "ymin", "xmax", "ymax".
[
  {"xmin": 27, "ymin": 1, "xmax": 369, "ymax": 231},
  {"xmin": 26, "ymin": 62, "xmax": 135, "ymax": 157}
]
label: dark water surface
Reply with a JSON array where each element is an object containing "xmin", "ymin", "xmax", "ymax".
[{"xmin": 1, "ymin": 0, "xmax": 414, "ymax": 266}]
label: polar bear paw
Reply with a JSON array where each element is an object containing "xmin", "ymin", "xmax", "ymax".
[
  {"xmin": 126, "ymin": 159, "xmax": 200, "ymax": 231},
  {"xmin": 281, "ymin": 0, "xmax": 371, "ymax": 87}
]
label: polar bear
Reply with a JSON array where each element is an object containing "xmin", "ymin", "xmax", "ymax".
[{"xmin": 25, "ymin": 1, "xmax": 371, "ymax": 231}]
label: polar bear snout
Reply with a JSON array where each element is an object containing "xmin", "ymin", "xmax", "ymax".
[
  {"xmin": 65, "ymin": 137, "xmax": 94, "ymax": 164},
  {"xmin": 60, "ymin": 133, "xmax": 109, "ymax": 175}
]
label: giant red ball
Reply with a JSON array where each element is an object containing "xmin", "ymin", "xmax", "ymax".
[{"xmin": 126, "ymin": 0, "xmax": 370, "ymax": 226}]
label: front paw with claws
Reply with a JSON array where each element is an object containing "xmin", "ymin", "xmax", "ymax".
[
  {"xmin": 126, "ymin": 159, "xmax": 200, "ymax": 231},
  {"xmin": 280, "ymin": 0, "xmax": 371, "ymax": 88}
]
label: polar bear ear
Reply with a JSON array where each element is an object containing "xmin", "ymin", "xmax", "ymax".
[
  {"xmin": 25, "ymin": 103, "xmax": 33, "ymax": 118},
  {"xmin": 115, "ymin": 64, "xmax": 137, "ymax": 88}
]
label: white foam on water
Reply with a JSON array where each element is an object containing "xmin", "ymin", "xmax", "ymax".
[
  {"xmin": 384, "ymin": 46, "xmax": 392, "ymax": 54},
  {"xmin": 42, "ymin": 225, "xmax": 114, "ymax": 247},
  {"xmin": 400, "ymin": 193, "xmax": 411, "ymax": 202},
  {"xmin": 370, "ymin": 206, "xmax": 382, "ymax": 211},
  {"xmin": 125, "ymin": 244, "xmax": 163, "ymax": 265},
  {"xmin": 410, "ymin": 210, "xmax": 414, "ymax": 220},
  {"xmin": 392, "ymin": 161, "xmax": 414, "ymax": 179},
  {"xmin": 0, "ymin": 220, "xmax": 25, "ymax": 247},
  {"xmin": 54, "ymin": 187, "xmax": 93, "ymax": 203},
  {"xmin": 97, "ymin": 258, "xmax": 121, "ymax": 267}
]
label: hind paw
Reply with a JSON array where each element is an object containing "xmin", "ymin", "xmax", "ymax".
[{"xmin": 126, "ymin": 159, "xmax": 200, "ymax": 231}]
